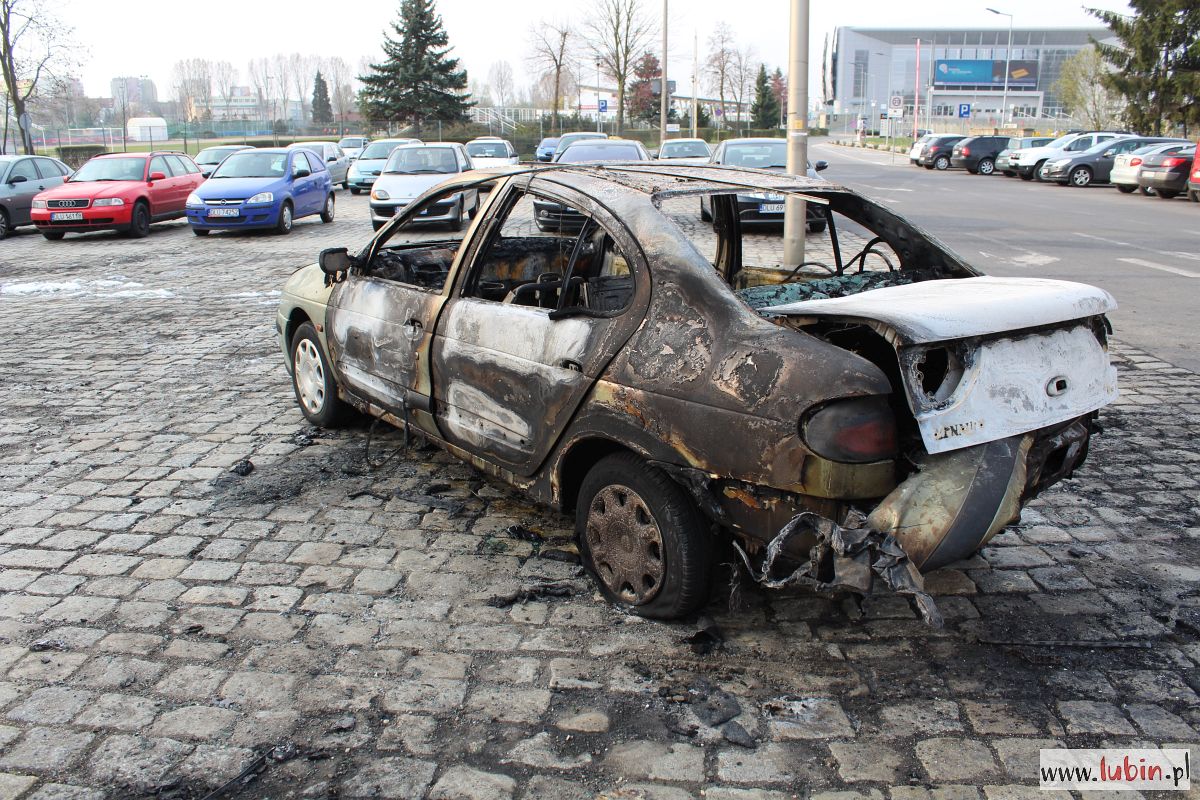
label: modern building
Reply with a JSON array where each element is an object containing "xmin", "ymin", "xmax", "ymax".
[
  {"xmin": 827, "ymin": 26, "xmax": 1116, "ymax": 128},
  {"xmin": 110, "ymin": 76, "xmax": 158, "ymax": 107}
]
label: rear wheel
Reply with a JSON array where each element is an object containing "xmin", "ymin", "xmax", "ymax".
[
  {"xmin": 1156, "ymin": 189, "xmax": 1179, "ymax": 200},
  {"xmin": 1189, "ymin": 190, "xmax": 1199, "ymax": 202},
  {"xmin": 275, "ymin": 201, "xmax": 294, "ymax": 234},
  {"xmin": 1002, "ymin": 170, "xmax": 1016, "ymax": 177},
  {"xmin": 1019, "ymin": 170, "xmax": 1034, "ymax": 181},
  {"xmin": 978, "ymin": 158, "xmax": 995, "ymax": 175},
  {"xmin": 1116, "ymin": 184, "xmax": 1137, "ymax": 194},
  {"xmin": 1033, "ymin": 161, "xmax": 1048, "ymax": 181},
  {"xmin": 42, "ymin": 231, "xmax": 65, "ymax": 241},
  {"xmin": 1069, "ymin": 166, "xmax": 1093, "ymax": 187},
  {"xmin": 127, "ymin": 201, "xmax": 151, "ymax": 238},
  {"xmin": 577, "ymin": 452, "xmax": 712, "ymax": 620},
  {"xmin": 934, "ymin": 155, "xmax": 950, "ymax": 170},
  {"xmin": 320, "ymin": 193, "xmax": 335, "ymax": 223},
  {"xmin": 290, "ymin": 322, "xmax": 349, "ymax": 427},
  {"xmin": 448, "ymin": 199, "xmax": 465, "ymax": 232}
]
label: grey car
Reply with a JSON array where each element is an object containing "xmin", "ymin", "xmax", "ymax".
[
  {"xmin": 348, "ymin": 138, "xmax": 422, "ymax": 194},
  {"xmin": 288, "ymin": 142, "xmax": 350, "ymax": 190},
  {"xmin": 552, "ymin": 131, "xmax": 608, "ymax": 160},
  {"xmin": 0, "ymin": 155, "xmax": 71, "ymax": 239},
  {"xmin": 194, "ymin": 145, "xmax": 253, "ymax": 178},
  {"xmin": 1039, "ymin": 136, "xmax": 1189, "ymax": 187}
]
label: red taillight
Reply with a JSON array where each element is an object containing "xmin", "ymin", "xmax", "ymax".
[
  {"xmin": 929, "ymin": 146, "xmax": 940, "ymax": 153},
  {"xmin": 1161, "ymin": 157, "xmax": 1187, "ymax": 168},
  {"xmin": 961, "ymin": 146, "xmax": 970, "ymax": 156},
  {"xmin": 803, "ymin": 397, "xmax": 898, "ymax": 464},
  {"xmin": 1193, "ymin": 167, "xmax": 1200, "ymax": 180},
  {"xmin": 1129, "ymin": 157, "xmax": 1142, "ymax": 167}
]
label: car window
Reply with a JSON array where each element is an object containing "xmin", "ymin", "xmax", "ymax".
[
  {"xmin": 362, "ymin": 184, "xmax": 477, "ymax": 291},
  {"xmin": 164, "ymin": 155, "xmax": 189, "ymax": 176},
  {"xmin": 9, "ymin": 159, "xmax": 38, "ymax": 182},
  {"xmin": 149, "ymin": 156, "xmax": 170, "ymax": 177},
  {"xmin": 292, "ymin": 154, "xmax": 310, "ymax": 176},
  {"xmin": 305, "ymin": 151, "xmax": 325, "ymax": 172},
  {"xmin": 384, "ymin": 147, "xmax": 459, "ymax": 175},
  {"xmin": 33, "ymin": 158, "xmax": 65, "ymax": 178},
  {"xmin": 463, "ymin": 189, "xmax": 635, "ymax": 314},
  {"xmin": 177, "ymin": 155, "xmax": 200, "ymax": 174}
]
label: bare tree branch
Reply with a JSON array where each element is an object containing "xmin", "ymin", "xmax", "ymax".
[
  {"xmin": 582, "ymin": 0, "xmax": 656, "ymax": 134},
  {"xmin": 527, "ymin": 19, "xmax": 574, "ymax": 126}
]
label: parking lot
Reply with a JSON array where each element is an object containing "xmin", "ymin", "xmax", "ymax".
[{"xmin": 0, "ymin": 183, "xmax": 1198, "ymax": 799}]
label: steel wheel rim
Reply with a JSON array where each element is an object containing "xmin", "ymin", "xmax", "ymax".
[
  {"xmin": 294, "ymin": 338, "xmax": 326, "ymax": 414},
  {"xmin": 585, "ymin": 484, "xmax": 665, "ymax": 605}
]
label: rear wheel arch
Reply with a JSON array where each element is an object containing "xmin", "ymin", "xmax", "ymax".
[{"xmin": 557, "ymin": 437, "xmax": 641, "ymax": 515}]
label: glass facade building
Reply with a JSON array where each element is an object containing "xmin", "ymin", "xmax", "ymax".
[{"xmin": 828, "ymin": 27, "xmax": 1115, "ymax": 127}]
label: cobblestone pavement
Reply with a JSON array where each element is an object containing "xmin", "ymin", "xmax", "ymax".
[{"xmin": 0, "ymin": 192, "xmax": 1197, "ymax": 800}]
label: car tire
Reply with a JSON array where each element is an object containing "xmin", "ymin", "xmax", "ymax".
[
  {"xmin": 41, "ymin": 231, "xmax": 65, "ymax": 241},
  {"xmin": 967, "ymin": 167, "xmax": 979, "ymax": 174},
  {"xmin": 807, "ymin": 221, "xmax": 827, "ymax": 234},
  {"xmin": 576, "ymin": 452, "xmax": 712, "ymax": 620},
  {"xmin": 341, "ymin": 179, "xmax": 349, "ymax": 191},
  {"xmin": 1116, "ymin": 184, "xmax": 1137, "ymax": 194},
  {"xmin": 372, "ymin": 219, "xmax": 386, "ymax": 232},
  {"xmin": 1140, "ymin": 186, "xmax": 1155, "ymax": 196},
  {"xmin": 1033, "ymin": 161, "xmax": 1048, "ymax": 181},
  {"xmin": 1156, "ymin": 190, "xmax": 1179, "ymax": 200},
  {"xmin": 934, "ymin": 155, "xmax": 950, "ymax": 170},
  {"xmin": 1002, "ymin": 170, "xmax": 1016, "ymax": 177},
  {"xmin": 320, "ymin": 193, "xmax": 335, "ymax": 224},
  {"xmin": 1019, "ymin": 171, "xmax": 1034, "ymax": 181},
  {"xmin": 978, "ymin": 158, "xmax": 995, "ymax": 175},
  {"xmin": 1069, "ymin": 166, "xmax": 1093, "ymax": 187},
  {"xmin": 1189, "ymin": 190, "xmax": 1199, "ymax": 203},
  {"xmin": 350, "ymin": 188, "xmax": 361, "ymax": 195},
  {"xmin": 0, "ymin": 209, "xmax": 9, "ymax": 239},
  {"xmin": 924, "ymin": 163, "xmax": 934, "ymax": 170},
  {"xmin": 290, "ymin": 322, "xmax": 349, "ymax": 428},
  {"xmin": 275, "ymin": 201, "xmax": 294, "ymax": 235},
  {"xmin": 699, "ymin": 201, "xmax": 711, "ymax": 222},
  {"xmin": 192, "ymin": 228, "xmax": 210, "ymax": 236},
  {"xmin": 127, "ymin": 201, "xmax": 151, "ymax": 238},
  {"xmin": 448, "ymin": 200, "xmax": 464, "ymax": 232}
]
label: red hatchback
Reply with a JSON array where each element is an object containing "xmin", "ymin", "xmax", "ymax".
[{"xmin": 31, "ymin": 151, "xmax": 204, "ymax": 240}]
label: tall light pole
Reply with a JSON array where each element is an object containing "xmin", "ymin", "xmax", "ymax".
[
  {"xmin": 596, "ymin": 60, "xmax": 602, "ymax": 133},
  {"xmin": 692, "ymin": 30, "xmax": 699, "ymax": 138},
  {"xmin": 660, "ymin": 0, "xmax": 669, "ymax": 149},
  {"xmin": 782, "ymin": 0, "xmax": 809, "ymax": 267},
  {"xmin": 912, "ymin": 38, "xmax": 921, "ymax": 140},
  {"xmin": 988, "ymin": 8, "xmax": 1014, "ymax": 127}
]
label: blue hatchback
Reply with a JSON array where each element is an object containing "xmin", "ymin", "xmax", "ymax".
[{"xmin": 186, "ymin": 148, "xmax": 334, "ymax": 235}]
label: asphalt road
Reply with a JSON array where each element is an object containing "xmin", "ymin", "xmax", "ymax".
[{"xmin": 811, "ymin": 140, "xmax": 1200, "ymax": 373}]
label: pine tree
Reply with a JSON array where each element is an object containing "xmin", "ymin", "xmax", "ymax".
[
  {"xmin": 626, "ymin": 52, "xmax": 660, "ymax": 122},
  {"xmin": 750, "ymin": 64, "xmax": 780, "ymax": 129},
  {"xmin": 311, "ymin": 71, "xmax": 333, "ymax": 126},
  {"xmin": 360, "ymin": 0, "xmax": 472, "ymax": 134}
]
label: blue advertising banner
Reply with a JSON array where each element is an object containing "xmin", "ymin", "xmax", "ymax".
[{"xmin": 934, "ymin": 59, "xmax": 1039, "ymax": 87}]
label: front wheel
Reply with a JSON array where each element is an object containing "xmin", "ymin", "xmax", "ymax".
[
  {"xmin": 320, "ymin": 193, "xmax": 335, "ymax": 223},
  {"xmin": 192, "ymin": 228, "xmax": 210, "ymax": 237},
  {"xmin": 1189, "ymin": 190, "xmax": 1199, "ymax": 202},
  {"xmin": 576, "ymin": 452, "xmax": 712, "ymax": 620},
  {"xmin": 42, "ymin": 230, "xmax": 65, "ymax": 241},
  {"xmin": 448, "ymin": 199, "xmax": 465, "ymax": 232},
  {"xmin": 1033, "ymin": 161, "xmax": 1048, "ymax": 182},
  {"xmin": 290, "ymin": 322, "xmax": 349, "ymax": 427},
  {"xmin": 0, "ymin": 209, "xmax": 9, "ymax": 239},
  {"xmin": 275, "ymin": 201, "xmax": 294, "ymax": 235},
  {"xmin": 341, "ymin": 179, "xmax": 349, "ymax": 190},
  {"xmin": 1002, "ymin": 170, "xmax": 1016, "ymax": 177},
  {"xmin": 1156, "ymin": 190, "xmax": 1179, "ymax": 200},
  {"xmin": 807, "ymin": 221, "xmax": 827, "ymax": 234},
  {"xmin": 127, "ymin": 202, "xmax": 151, "ymax": 238},
  {"xmin": 978, "ymin": 158, "xmax": 995, "ymax": 175},
  {"xmin": 350, "ymin": 187, "xmax": 361, "ymax": 196},
  {"xmin": 1069, "ymin": 166, "xmax": 1093, "ymax": 187}
]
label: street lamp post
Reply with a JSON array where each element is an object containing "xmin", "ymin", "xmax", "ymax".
[
  {"xmin": 595, "ymin": 61, "xmax": 602, "ymax": 134},
  {"xmin": 659, "ymin": 0, "xmax": 668, "ymax": 150},
  {"xmin": 988, "ymin": 8, "xmax": 1014, "ymax": 128}
]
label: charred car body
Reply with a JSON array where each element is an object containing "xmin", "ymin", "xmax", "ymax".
[{"xmin": 276, "ymin": 163, "xmax": 1117, "ymax": 621}]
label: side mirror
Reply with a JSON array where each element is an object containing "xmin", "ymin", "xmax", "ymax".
[
  {"xmin": 327, "ymin": 155, "xmax": 337, "ymax": 162},
  {"xmin": 293, "ymin": 168, "xmax": 311, "ymax": 179},
  {"xmin": 148, "ymin": 171, "xmax": 167, "ymax": 182},
  {"xmin": 8, "ymin": 174, "xmax": 27, "ymax": 184},
  {"xmin": 319, "ymin": 247, "xmax": 353, "ymax": 277},
  {"xmin": 814, "ymin": 160, "xmax": 829, "ymax": 171},
  {"xmin": 1102, "ymin": 149, "xmax": 1115, "ymax": 158}
]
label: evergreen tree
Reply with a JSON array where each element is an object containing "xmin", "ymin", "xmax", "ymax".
[
  {"xmin": 311, "ymin": 71, "xmax": 333, "ymax": 126},
  {"xmin": 771, "ymin": 67, "xmax": 788, "ymax": 121},
  {"xmin": 750, "ymin": 64, "xmax": 780, "ymax": 129},
  {"xmin": 626, "ymin": 52, "xmax": 661, "ymax": 122},
  {"xmin": 360, "ymin": 0, "xmax": 472, "ymax": 133}
]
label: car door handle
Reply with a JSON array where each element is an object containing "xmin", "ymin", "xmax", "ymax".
[
  {"xmin": 405, "ymin": 318, "xmax": 423, "ymax": 329},
  {"xmin": 560, "ymin": 359, "xmax": 582, "ymax": 372}
]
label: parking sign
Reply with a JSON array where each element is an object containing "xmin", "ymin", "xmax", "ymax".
[
  {"xmin": 958, "ymin": 103, "xmax": 971, "ymax": 118},
  {"xmin": 598, "ymin": 99, "xmax": 608, "ymax": 113}
]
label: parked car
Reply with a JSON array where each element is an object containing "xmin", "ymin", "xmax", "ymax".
[
  {"xmin": 465, "ymin": 137, "xmax": 520, "ymax": 169},
  {"xmin": 535, "ymin": 137, "xmax": 560, "ymax": 162},
  {"xmin": 949, "ymin": 136, "xmax": 1010, "ymax": 175},
  {"xmin": 552, "ymin": 131, "xmax": 607, "ymax": 160},
  {"xmin": 288, "ymin": 142, "xmax": 349, "ymax": 190},
  {"xmin": 1136, "ymin": 147, "xmax": 1196, "ymax": 200},
  {"xmin": 194, "ymin": 145, "xmax": 253, "ymax": 179},
  {"xmin": 337, "ymin": 136, "xmax": 370, "ymax": 161},
  {"xmin": 918, "ymin": 135, "xmax": 966, "ymax": 170},
  {"xmin": 554, "ymin": 139, "xmax": 651, "ymax": 163},
  {"xmin": 348, "ymin": 138, "xmax": 421, "ymax": 195},
  {"xmin": 699, "ymin": 138, "xmax": 829, "ymax": 233},
  {"xmin": 186, "ymin": 147, "xmax": 334, "ymax": 236},
  {"xmin": 278, "ymin": 163, "xmax": 1117, "ymax": 620},
  {"xmin": 908, "ymin": 134, "xmax": 934, "ymax": 166},
  {"xmin": 369, "ymin": 142, "xmax": 478, "ymax": 231},
  {"xmin": 1189, "ymin": 161, "xmax": 1200, "ymax": 203},
  {"xmin": 1040, "ymin": 137, "xmax": 1189, "ymax": 187},
  {"xmin": 656, "ymin": 138, "xmax": 712, "ymax": 165},
  {"xmin": 31, "ymin": 151, "xmax": 204, "ymax": 240},
  {"xmin": 995, "ymin": 137, "xmax": 1054, "ymax": 176},
  {"xmin": 1007, "ymin": 132, "xmax": 1130, "ymax": 181},
  {"xmin": 1112, "ymin": 142, "xmax": 1195, "ymax": 195},
  {"xmin": 0, "ymin": 154, "xmax": 71, "ymax": 239}
]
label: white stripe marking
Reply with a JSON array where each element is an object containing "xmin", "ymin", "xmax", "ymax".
[{"xmin": 1117, "ymin": 257, "xmax": 1200, "ymax": 278}]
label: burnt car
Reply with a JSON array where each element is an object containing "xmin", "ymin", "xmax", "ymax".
[{"xmin": 277, "ymin": 163, "xmax": 1118, "ymax": 622}]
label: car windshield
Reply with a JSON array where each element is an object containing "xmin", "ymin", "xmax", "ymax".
[
  {"xmin": 661, "ymin": 141, "xmax": 710, "ymax": 158},
  {"xmin": 385, "ymin": 148, "xmax": 459, "ymax": 174},
  {"xmin": 1045, "ymin": 134, "xmax": 1078, "ymax": 149},
  {"xmin": 723, "ymin": 141, "xmax": 786, "ymax": 168},
  {"xmin": 557, "ymin": 144, "xmax": 643, "ymax": 162},
  {"xmin": 361, "ymin": 141, "xmax": 408, "ymax": 159},
  {"xmin": 558, "ymin": 134, "xmax": 604, "ymax": 150},
  {"xmin": 338, "ymin": 138, "xmax": 366, "ymax": 148},
  {"xmin": 211, "ymin": 152, "xmax": 288, "ymax": 178},
  {"xmin": 466, "ymin": 141, "xmax": 510, "ymax": 158},
  {"xmin": 70, "ymin": 157, "xmax": 145, "ymax": 182},
  {"xmin": 538, "ymin": 138, "xmax": 560, "ymax": 149}
]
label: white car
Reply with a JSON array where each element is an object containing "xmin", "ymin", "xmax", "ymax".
[
  {"xmin": 656, "ymin": 138, "xmax": 712, "ymax": 165},
  {"xmin": 908, "ymin": 134, "xmax": 934, "ymax": 165},
  {"xmin": 464, "ymin": 137, "xmax": 519, "ymax": 169},
  {"xmin": 1007, "ymin": 132, "xmax": 1130, "ymax": 181},
  {"xmin": 368, "ymin": 142, "xmax": 479, "ymax": 231},
  {"xmin": 337, "ymin": 136, "xmax": 370, "ymax": 161},
  {"xmin": 288, "ymin": 142, "xmax": 350, "ymax": 189},
  {"xmin": 1111, "ymin": 141, "xmax": 1194, "ymax": 195},
  {"xmin": 347, "ymin": 138, "xmax": 422, "ymax": 195}
]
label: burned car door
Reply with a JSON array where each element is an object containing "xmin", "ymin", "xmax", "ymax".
[
  {"xmin": 325, "ymin": 186, "xmax": 471, "ymax": 420},
  {"xmin": 431, "ymin": 183, "xmax": 649, "ymax": 474}
]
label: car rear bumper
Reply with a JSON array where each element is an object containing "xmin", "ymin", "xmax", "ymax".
[
  {"xmin": 950, "ymin": 156, "xmax": 977, "ymax": 170},
  {"xmin": 1138, "ymin": 171, "xmax": 1189, "ymax": 192}
]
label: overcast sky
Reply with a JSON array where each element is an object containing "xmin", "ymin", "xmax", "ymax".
[{"xmin": 62, "ymin": 0, "xmax": 1131, "ymax": 101}]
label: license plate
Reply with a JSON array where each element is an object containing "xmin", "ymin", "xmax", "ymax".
[
  {"xmin": 51, "ymin": 212, "xmax": 83, "ymax": 221},
  {"xmin": 207, "ymin": 208, "xmax": 240, "ymax": 217},
  {"xmin": 758, "ymin": 203, "xmax": 784, "ymax": 214}
]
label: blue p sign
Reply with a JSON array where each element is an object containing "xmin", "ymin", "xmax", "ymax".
[
  {"xmin": 598, "ymin": 99, "xmax": 608, "ymax": 113},
  {"xmin": 958, "ymin": 103, "xmax": 971, "ymax": 118}
]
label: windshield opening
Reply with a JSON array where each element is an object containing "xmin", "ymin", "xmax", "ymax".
[
  {"xmin": 211, "ymin": 152, "xmax": 288, "ymax": 179},
  {"xmin": 195, "ymin": 148, "xmax": 235, "ymax": 165},
  {"xmin": 70, "ymin": 158, "xmax": 145, "ymax": 182},
  {"xmin": 466, "ymin": 142, "xmax": 510, "ymax": 158},
  {"xmin": 660, "ymin": 141, "xmax": 710, "ymax": 158},
  {"xmin": 361, "ymin": 141, "xmax": 408, "ymax": 160},
  {"xmin": 723, "ymin": 142, "xmax": 786, "ymax": 169},
  {"xmin": 339, "ymin": 137, "xmax": 366, "ymax": 148},
  {"xmin": 385, "ymin": 148, "xmax": 459, "ymax": 174}
]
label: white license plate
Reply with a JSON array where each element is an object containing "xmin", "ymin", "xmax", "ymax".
[
  {"xmin": 207, "ymin": 208, "xmax": 240, "ymax": 217},
  {"xmin": 51, "ymin": 212, "xmax": 84, "ymax": 221},
  {"xmin": 758, "ymin": 203, "xmax": 784, "ymax": 213}
]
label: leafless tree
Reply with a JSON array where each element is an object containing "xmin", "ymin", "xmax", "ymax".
[
  {"xmin": 731, "ymin": 45, "xmax": 755, "ymax": 133},
  {"xmin": 582, "ymin": 0, "xmax": 655, "ymax": 133},
  {"xmin": 324, "ymin": 56, "xmax": 356, "ymax": 132},
  {"xmin": 527, "ymin": 19, "xmax": 574, "ymax": 125},
  {"xmin": 287, "ymin": 52, "xmax": 316, "ymax": 124},
  {"xmin": 488, "ymin": 61, "xmax": 515, "ymax": 108},
  {"xmin": 270, "ymin": 53, "xmax": 290, "ymax": 122},
  {"xmin": 172, "ymin": 59, "xmax": 213, "ymax": 122},
  {"xmin": 213, "ymin": 60, "xmax": 237, "ymax": 119},
  {"xmin": 246, "ymin": 58, "xmax": 272, "ymax": 120},
  {"xmin": 469, "ymin": 76, "xmax": 492, "ymax": 108},
  {"xmin": 704, "ymin": 23, "xmax": 735, "ymax": 130},
  {"xmin": 0, "ymin": 0, "xmax": 79, "ymax": 153}
]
